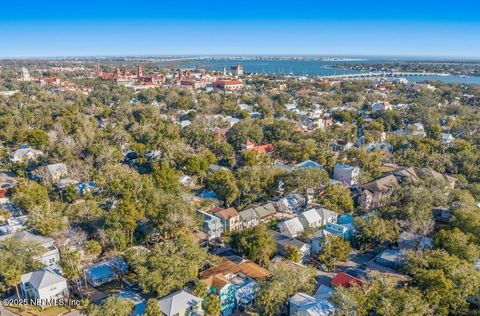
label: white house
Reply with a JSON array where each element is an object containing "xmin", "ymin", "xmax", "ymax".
[
  {"xmin": 0, "ymin": 231, "xmax": 59, "ymax": 266},
  {"xmin": 157, "ymin": 289, "xmax": 203, "ymax": 316},
  {"xmin": 278, "ymin": 217, "xmax": 304, "ymax": 237},
  {"xmin": 20, "ymin": 269, "xmax": 68, "ymax": 304},
  {"xmin": 10, "ymin": 147, "xmax": 44, "ymax": 163},
  {"xmin": 371, "ymin": 101, "xmax": 393, "ymax": 112},
  {"xmin": 441, "ymin": 133, "xmax": 455, "ymax": 145},
  {"xmin": 289, "ymin": 292, "xmax": 335, "ymax": 316},
  {"xmin": 298, "ymin": 209, "xmax": 323, "ymax": 228},
  {"xmin": 333, "ymin": 163, "xmax": 360, "ymax": 186},
  {"xmin": 196, "ymin": 210, "xmax": 224, "ymax": 240}
]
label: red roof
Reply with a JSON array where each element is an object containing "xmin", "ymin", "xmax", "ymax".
[
  {"xmin": 331, "ymin": 272, "xmax": 364, "ymax": 288},
  {"xmin": 252, "ymin": 144, "xmax": 275, "ymax": 154},
  {"xmin": 212, "ymin": 80, "xmax": 243, "ymax": 86}
]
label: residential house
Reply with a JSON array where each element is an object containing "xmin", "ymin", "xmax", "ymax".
[
  {"xmin": 0, "ymin": 215, "xmax": 28, "ymax": 235},
  {"xmin": 157, "ymin": 290, "xmax": 203, "ymax": 316},
  {"xmin": 241, "ymin": 140, "xmax": 275, "ymax": 155},
  {"xmin": 299, "ymin": 207, "xmax": 338, "ymax": 230},
  {"xmin": 374, "ymin": 249, "xmax": 404, "ymax": 270},
  {"xmin": 294, "ymin": 160, "xmax": 323, "ymax": 171},
  {"xmin": 200, "ymin": 253, "xmax": 269, "ymax": 309},
  {"xmin": 271, "ymin": 231, "xmax": 311, "ymax": 264},
  {"xmin": 331, "ymin": 272, "xmax": 364, "ymax": 288},
  {"xmin": 289, "ymin": 292, "xmax": 335, "ymax": 316},
  {"xmin": 196, "ymin": 210, "xmax": 224, "ymax": 240},
  {"xmin": 325, "ymin": 221, "xmax": 354, "ymax": 240},
  {"xmin": 298, "ymin": 208, "xmax": 323, "ymax": 229},
  {"xmin": 331, "ymin": 140, "xmax": 354, "ymax": 152},
  {"xmin": 84, "ymin": 258, "xmax": 128, "ymax": 287},
  {"xmin": 360, "ymin": 175, "xmax": 399, "ymax": 210},
  {"xmin": 441, "ymin": 133, "xmax": 455, "ymax": 145},
  {"xmin": 202, "ymin": 274, "xmax": 237, "ymax": 316},
  {"xmin": 10, "ymin": 146, "xmax": 44, "ymax": 163},
  {"xmin": 33, "ymin": 163, "xmax": 68, "ymax": 183},
  {"xmin": 371, "ymin": 101, "xmax": 393, "ymax": 112},
  {"xmin": 0, "ymin": 173, "xmax": 18, "ymax": 198},
  {"xmin": 274, "ymin": 193, "xmax": 306, "ymax": 214},
  {"xmin": 278, "ymin": 217, "xmax": 304, "ymax": 237},
  {"xmin": 398, "ymin": 232, "xmax": 433, "ymax": 250},
  {"xmin": 333, "ymin": 163, "xmax": 360, "ymax": 186},
  {"xmin": 239, "ymin": 203, "xmax": 278, "ymax": 228},
  {"xmin": 20, "ymin": 269, "xmax": 68, "ymax": 304},
  {"xmin": 0, "ymin": 231, "xmax": 59, "ymax": 266},
  {"xmin": 211, "ymin": 207, "xmax": 242, "ymax": 231},
  {"xmin": 239, "ymin": 208, "xmax": 259, "ymax": 229}
]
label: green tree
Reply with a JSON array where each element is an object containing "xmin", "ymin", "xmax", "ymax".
[
  {"xmin": 318, "ymin": 184, "xmax": 354, "ymax": 213},
  {"xmin": 12, "ymin": 179, "xmax": 49, "ymax": 213},
  {"xmin": 203, "ymin": 293, "xmax": 221, "ymax": 316},
  {"xmin": 282, "ymin": 168, "xmax": 329, "ymax": 194},
  {"xmin": 27, "ymin": 204, "xmax": 68, "ymax": 236},
  {"xmin": 285, "ymin": 245, "xmax": 302, "ymax": 262},
  {"xmin": 84, "ymin": 240, "xmax": 102, "ymax": 258},
  {"xmin": 192, "ymin": 281, "xmax": 209, "ymax": 298},
  {"xmin": 352, "ymin": 215, "xmax": 400, "ymax": 249},
  {"xmin": 402, "ymin": 249, "xmax": 480, "ymax": 315},
  {"xmin": 124, "ymin": 238, "xmax": 208, "ymax": 297},
  {"xmin": 318, "ymin": 235, "xmax": 352, "ymax": 271},
  {"xmin": 144, "ymin": 298, "xmax": 162, "ymax": 316},
  {"xmin": 88, "ymin": 297, "xmax": 135, "ymax": 316},
  {"xmin": 60, "ymin": 249, "xmax": 82, "ymax": 292},
  {"xmin": 331, "ymin": 275, "xmax": 432, "ymax": 316},
  {"xmin": 229, "ymin": 224, "xmax": 276, "ymax": 265},
  {"xmin": 206, "ymin": 169, "xmax": 239, "ymax": 206},
  {"xmin": 434, "ymin": 228, "xmax": 479, "ymax": 262},
  {"xmin": 226, "ymin": 119, "xmax": 264, "ymax": 150},
  {"xmin": 0, "ymin": 239, "xmax": 43, "ymax": 296},
  {"xmin": 257, "ymin": 263, "xmax": 317, "ymax": 316}
]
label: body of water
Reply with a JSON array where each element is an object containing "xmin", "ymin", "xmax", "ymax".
[{"xmin": 177, "ymin": 58, "xmax": 480, "ymax": 85}]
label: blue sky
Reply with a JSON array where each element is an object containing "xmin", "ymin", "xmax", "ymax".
[{"xmin": 1, "ymin": 0, "xmax": 479, "ymax": 58}]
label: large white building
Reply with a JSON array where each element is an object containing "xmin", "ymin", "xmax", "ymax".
[{"xmin": 333, "ymin": 163, "xmax": 360, "ymax": 186}]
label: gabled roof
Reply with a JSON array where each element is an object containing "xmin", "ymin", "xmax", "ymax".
[
  {"xmin": 278, "ymin": 217, "xmax": 304, "ymax": 237},
  {"xmin": 202, "ymin": 273, "xmax": 231, "ymax": 291},
  {"xmin": 0, "ymin": 231, "xmax": 53, "ymax": 246},
  {"xmin": 200, "ymin": 257, "xmax": 269, "ymax": 280},
  {"xmin": 211, "ymin": 207, "xmax": 239, "ymax": 219},
  {"xmin": 300, "ymin": 208, "xmax": 323, "ymax": 224},
  {"xmin": 331, "ymin": 272, "xmax": 363, "ymax": 288},
  {"xmin": 21, "ymin": 269, "xmax": 66, "ymax": 290},
  {"xmin": 361, "ymin": 174, "xmax": 398, "ymax": 193},
  {"xmin": 294, "ymin": 160, "xmax": 323, "ymax": 170},
  {"xmin": 157, "ymin": 289, "xmax": 202, "ymax": 316},
  {"xmin": 317, "ymin": 208, "xmax": 338, "ymax": 220}
]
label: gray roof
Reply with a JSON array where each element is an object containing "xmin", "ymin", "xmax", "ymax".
[
  {"xmin": 0, "ymin": 231, "xmax": 53, "ymax": 246},
  {"xmin": 157, "ymin": 289, "xmax": 202, "ymax": 316},
  {"xmin": 271, "ymin": 230, "xmax": 308, "ymax": 249},
  {"xmin": 300, "ymin": 208, "xmax": 323, "ymax": 225},
  {"xmin": 278, "ymin": 217, "xmax": 304, "ymax": 236},
  {"xmin": 21, "ymin": 269, "xmax": 66, "ymax": 290}
]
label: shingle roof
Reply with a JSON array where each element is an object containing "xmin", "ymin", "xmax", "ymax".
[
  {"xmin": 157, "ymin": 290, "xmax": 202, "ymax": 316},
  {"xmin": 361, "ymin": 174, "xmax": 398, "ymax": 193},
  {"xmin": 21, "ymin": 269, "xmax": 66, "ymax": 290},
  {"xmin": 211, "ymin": 207, "xmax": 239, "ymax": 219},
  {"xmin": 0, "ymin": 231, "xmax": 53, "ymax": 245},
  {"xmin": 300, "ymin": 208, "xmax": 322, "ymax": 224},
  {"xmin": 278, "ymin": 217, "xmax": 304, "ymax": 237}
]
